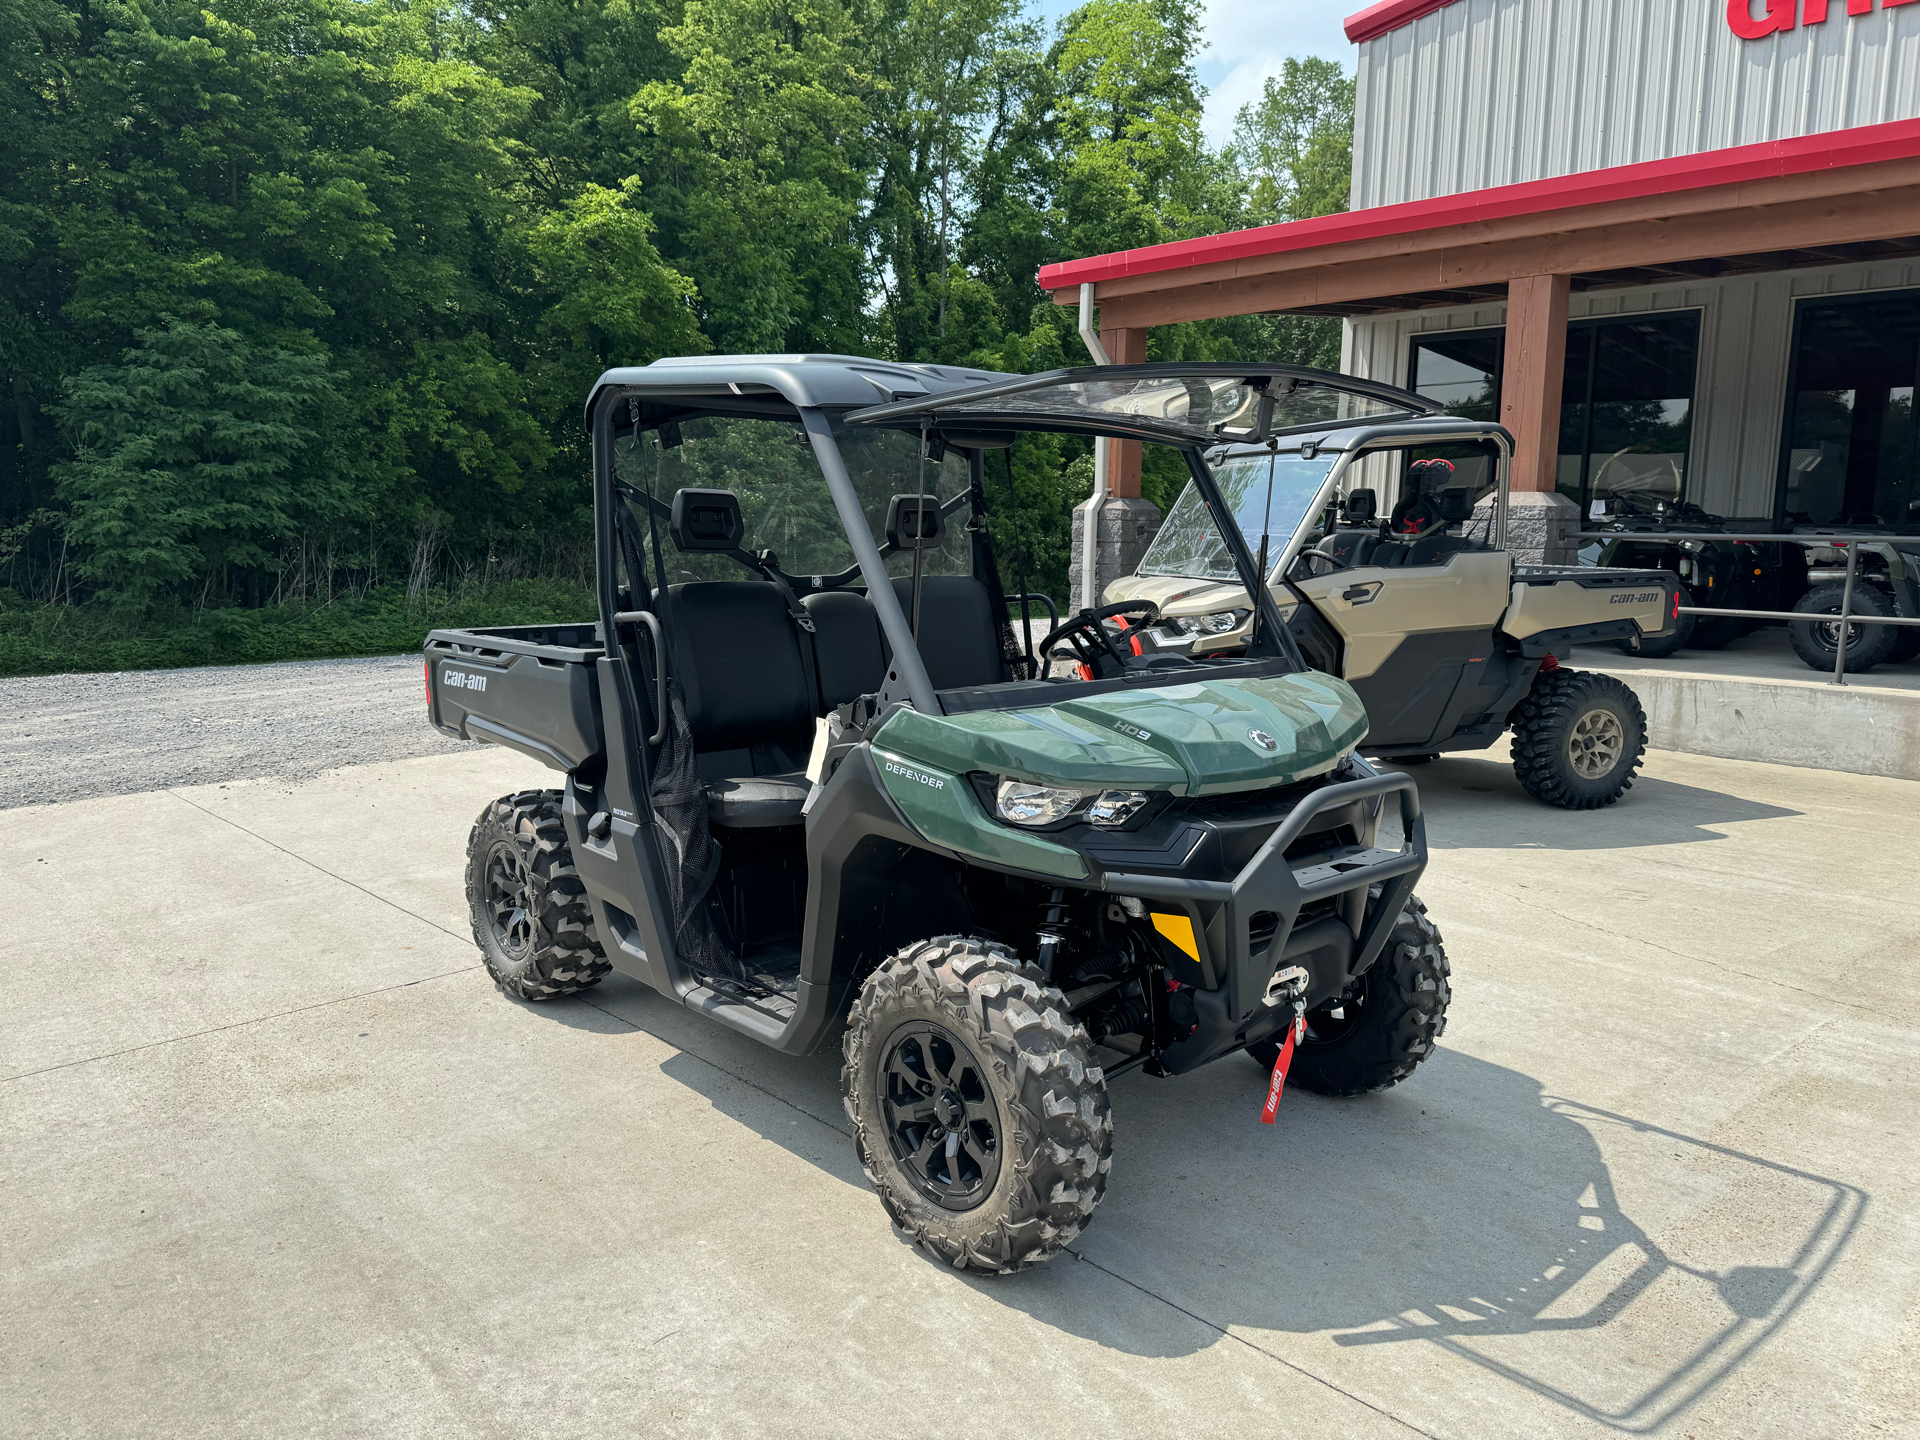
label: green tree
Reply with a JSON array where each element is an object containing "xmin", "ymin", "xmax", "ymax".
[
  {"xmin": 631, "ymin": 0, "xmax": 871, "ymax": 352},
  {"xmin": 1230, "ymin": 57, "xmax": 1355, "ymax": 225},
  {"xmin": 52, "ymin": 320, "xmax": 338, "ymax": 606}
]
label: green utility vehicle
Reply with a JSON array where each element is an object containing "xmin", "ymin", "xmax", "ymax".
[
  {"xmin": 427, "ymin": 357, "xmax": 1453, "ymax": 1272},
  {"xmin": 1105, "ymin": 418, "xmax": 1681, "ymax": 808}
]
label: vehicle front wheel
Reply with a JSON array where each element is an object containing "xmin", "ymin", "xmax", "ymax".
[
  {"xmin": 466, "ymin": 790, "xmax": 610, "ymax": 1000},
  {"xmin": 1617, "ymin": 584, "xmax": 1695, "ymax": 658},
  {"xmin": 1247, "ymin": 898, "xmax": 1449, "ymax": 1095},
  {"xmin": 1789, "ymin": 582, "xmax": 1898, "ymax": 673},
  {"xmin": 1509, "ymin": 668, "xmax": 1648, "ymax": 809},
  {"xmin": 841, "ymin": 937, "xmax": 1112, "ymax": 1273}
]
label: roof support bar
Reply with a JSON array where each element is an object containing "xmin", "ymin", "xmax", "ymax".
[
  {"xmin": 799, "ymin": 406, "xmax": 940, "ymax": 714},
  {"xmin": 1078, "ymin": 283, "xmax": 1111, "ymax": 612}
]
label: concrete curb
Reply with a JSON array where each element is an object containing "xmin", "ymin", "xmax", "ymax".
[{"xmin": 1594, "ymin": 663, "xmax": 1919, "ymax": 780}]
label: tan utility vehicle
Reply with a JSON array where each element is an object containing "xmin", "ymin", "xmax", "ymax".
[{"xmin": 1105, "ymin": 415, "xmax": 1680, "ymax": 808}]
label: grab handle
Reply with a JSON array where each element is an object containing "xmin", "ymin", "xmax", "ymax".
[{"xmin": 613, "ymin": 610, "xmax": 668, "ymax": 746}]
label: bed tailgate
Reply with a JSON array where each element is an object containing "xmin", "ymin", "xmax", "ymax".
[{"xmin": 1502, "ymin": 566, "xmax": 1679, "ymax": 650}]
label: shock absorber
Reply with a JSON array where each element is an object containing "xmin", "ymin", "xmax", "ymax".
[{"xmin": 1035, "ymin": 886, "xmax": 1070, "ymax": 982}]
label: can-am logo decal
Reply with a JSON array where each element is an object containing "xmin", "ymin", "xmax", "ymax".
[
  {"xmin": 1113, "ymin": 720, "xmax": 1153, "ymax": 742},
  {"xmin": 1610, "ymin": 592, "xmax": 1661, "ymax": 605},
  {"xmin": 1248, "ymin": 729, "xmax": 1278, "ymax": 752},
  {"xmin": 442, "ymin": 668, "xmax": 488, "ymax": 692},
  {"xmin": 884, "ymin": 760, "xmax": 945, "ymax": 790}
]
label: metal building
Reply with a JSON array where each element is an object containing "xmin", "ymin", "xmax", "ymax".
[{"xmin": 1041, "ymin": 0, "xmax": 1918, "ymax": 566}]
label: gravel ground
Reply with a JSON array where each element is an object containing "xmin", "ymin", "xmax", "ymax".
[{"xmin": 0, "ymin": 654, "xmax": 475, "ymax": 810}]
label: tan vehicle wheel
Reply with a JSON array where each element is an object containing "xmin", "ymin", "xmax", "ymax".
[{"xmin": 1510, "ymin": 670, "xmax": 1648, "ymax": 809}]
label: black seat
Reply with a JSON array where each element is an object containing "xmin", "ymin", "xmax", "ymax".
[
  {"xmin": 801, "ymin": 589, "xmax": 886, "ymax": 709},
  {"xmin": 660, "ymin": 580, "xmax": 814, "ymax": 828},
  {"xmin": 886, "ymin": 576, "xmax": 1005, "ymax": 691}
]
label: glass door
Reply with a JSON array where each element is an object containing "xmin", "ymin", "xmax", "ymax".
[
  {"xmin": 1776, "ymin": 290, "xmax": 1918, "ymax": 529},
  {"xmin": 1557, "ymin": 311, "xmax": 1701, "ymax": 519}
]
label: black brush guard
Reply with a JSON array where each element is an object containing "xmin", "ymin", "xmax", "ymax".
[{"xmin": 1096, "ymin": 773, "xmax": 1426, "ymax": 1068}]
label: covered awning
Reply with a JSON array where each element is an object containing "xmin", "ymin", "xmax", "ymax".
[{"xmin": 1040, "ymin": 121, "xmax": 1918, "ymax": 497}]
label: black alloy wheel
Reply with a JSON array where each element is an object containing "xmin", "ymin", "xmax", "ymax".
[
  {"xmin": 465, "ymin": 790, "xmax": 611, "ymax": 1000},
  {"xmin": 880, "ymin": 1021, "xmax": 1002, "ymax": 1210},
  {"xmin": 484, "ymin": 839, "xmax": 537, "ymax": 959}
]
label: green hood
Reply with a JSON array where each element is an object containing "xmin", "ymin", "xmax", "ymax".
[{"xmin": 877, "ymin": 671, "xmax": 1369, "ymax": 797}]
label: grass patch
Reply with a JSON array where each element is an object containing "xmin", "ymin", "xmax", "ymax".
[{"xmin": 0, "ymin": 580, "xmax": 597, "ymax": 678}]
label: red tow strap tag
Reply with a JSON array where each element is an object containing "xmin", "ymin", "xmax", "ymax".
[{"xmin": 1260, "ymin": 1016, "xmax": 1305, "ymax": 1125}]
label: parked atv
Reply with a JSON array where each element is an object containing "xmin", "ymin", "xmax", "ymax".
[
  {"xmin": 1785, "ymin": 531, "xmax": 1920, "ymax": 673},
  {"xmin": 427, "ymin": 357, "xmax": 1455, "ymax": 1272},
  {"xmin": 1105, "ymin": 422, "xmax": 1680, "ymax": 809},
  {"xmin": 1586, "ymin": 496, "xmax": 1802, "ymax": 657}
]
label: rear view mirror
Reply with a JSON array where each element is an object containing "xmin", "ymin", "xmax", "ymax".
[
  {"xmin": 885, "ymin": 493, "xmax": 945, "ymax": 550},
  {"xmin": 1437, "ymin": 486, "xmax": 1476, "ymax": 524},
  {"xmin": 1344, "ymin": 488, "xmax": 1377, "ymax": 524},
  {"xmin": 669, "ymin": 488, "xmax": 744, "ymax": 552}
]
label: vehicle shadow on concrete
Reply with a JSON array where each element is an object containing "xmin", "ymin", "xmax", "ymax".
[
  {"xmin": 1378, "ymin": 754, "xmax": 1802, "ymax": 851},
  {"xmin": 558, "ymin": 982, "xmax": 1861, "ymax": 1436},
  {"xmin": 993, "ymin": 1050, "xmax": 1863, "ymax": 1435}
]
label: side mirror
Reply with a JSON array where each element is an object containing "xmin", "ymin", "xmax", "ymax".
[
  {"xmin": 885, "ymin": 493, "xmax": 945, "ymax": 550},
  {"xmin": 1437, "ymin": 486, "xmax": 1476, "ymax": 524},
  {"xmin": 669, "ymin": 488, "xmax": 744, "ymax": 552},
  {"xmin": 1344, "ymin": 488, "xmax": 1377, "ymax": 524}
]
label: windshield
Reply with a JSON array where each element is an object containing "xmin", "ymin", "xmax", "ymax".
[
  {"xmin": 1138, "ymin": 455, "xmax": 1336, "ymax": 580},
  {"xmin": 846, "ymin": 363, "xmax": 1430, "ymax": 445},
  {"xmin": 613, "ymin": 416, "xmax": 973, "ymax": 584}
]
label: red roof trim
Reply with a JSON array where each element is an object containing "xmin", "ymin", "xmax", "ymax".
[
  {"xmin": 1344, "ymin": 0, "xmax": 1464, "ymax": 43},
  {"xmin": 1037, "ymin": 120, "xmax": 1920, "ymax": 292}
]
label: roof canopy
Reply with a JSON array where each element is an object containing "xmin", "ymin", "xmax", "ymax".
[
  {"xmin": 586, "ymin": 354, "xmax": 1011, "ymax": 423},
  {"xmin": 1037, "ymin": 122, "xmax": 1919, "ymax": 328}
]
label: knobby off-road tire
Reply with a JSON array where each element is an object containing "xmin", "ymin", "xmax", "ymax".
[
  {"xmin": 842, "ymin": 937, "xmax": 1112, "ymax": 1273},
  {"xmin": 1247, "ymin": 898, "xmax": 1449, "ymax": 1096},
  {"xmin": 467, "ymin": 790, "xmax": 610, "ymax": 1001},
  {"xmin": 1509, "ymin": 668, "xmax": 1648, "ymax": 809},
  {"xmin": 1616, "ymin": 584, "xmax": 1695, "ymax": 658},
  {"xmin": 1789, "ymin": 582, "xmax": 1898, "ymax": 673}
]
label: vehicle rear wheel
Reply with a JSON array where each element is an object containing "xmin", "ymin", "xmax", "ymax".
[
  {"xmin": 1616, "ymin": 584, "xmax": 1695, "ymax": 658},
  {"xmin": 1509, "ymin": 669, "xmax": 1648, "ymax": 809},
  {"xmin": 1246, "ymin": 898, "xmax": 1449, "ymax": 1096},
  {"xmin": 1789, "ymin": 582, "xmax": 1898, "ymax": 673},
  {"xmin": 466, "ymin": 790, "xmax": 610, "ymax": 1000},
  {"xmin": 842, "ymin": 937, "xmax": 1112, "ymax": 1273}
]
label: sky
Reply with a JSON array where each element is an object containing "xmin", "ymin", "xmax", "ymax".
[{"xmin": 1028, "ymin": 0, "xmax": 1360, "ymax": 144}]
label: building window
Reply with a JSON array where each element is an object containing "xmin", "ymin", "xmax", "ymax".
[
  {"xmin": 1777, "ymin": 290, "xmax": 1918, "ymax": 528},
  {"xmin": 1557, "ymin": 311, "xmax": 1701, "ymax": 517},
  {"xmin": 1405, "ymin": 328, "xmax": 1504, "ymax": 498}
]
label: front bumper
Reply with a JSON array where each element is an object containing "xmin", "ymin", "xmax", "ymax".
[{"xmin": 1094, "ymin": 771, "xmax": 1427, "ymax": 1071}]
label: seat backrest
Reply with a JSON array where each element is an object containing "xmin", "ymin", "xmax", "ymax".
[
  {"xmin": 661, "ymin": 581, "xmax": 812, "ymax": 747},
  {"xmin": 801, "ymin": 589, "xmax": 886, "ymax": 710},
  {"xmin": 887, "ymin": 576, "xmax": 1006, "ymax": 692}
]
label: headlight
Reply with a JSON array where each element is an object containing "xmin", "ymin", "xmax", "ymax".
[
  {"xmin": 1170, "ymin": 608, "xmax": 1249, "ymax": 636},
  {"xmin": 1086, "ymin": 789, "xmax": 1151, "ymax": 826},
  {"xmin": 996, "ymin": 780, "xmax": 1084, "ymax": 826},
  {"xmin": 994, "ymin": 780, "xmax": 1159, "ymax": 828}
]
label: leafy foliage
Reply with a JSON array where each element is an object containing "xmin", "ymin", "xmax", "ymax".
[{"xmin": 0, "ymin": 0, "xmax": 1356, "ymax": 669}]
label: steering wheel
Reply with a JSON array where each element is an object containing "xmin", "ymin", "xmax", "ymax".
[{"xmin": 1038, "ymin": 599, "xmax": 1176, "ymax": 680}]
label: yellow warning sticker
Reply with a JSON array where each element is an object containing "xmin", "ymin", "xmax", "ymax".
[{"xmin": 1150, "ymin": 911, "xmax": 1199, "ymax": 961}]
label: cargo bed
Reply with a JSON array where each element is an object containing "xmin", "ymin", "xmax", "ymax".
[{"xmin": 425, "ymin": 623, "xmax": 606, "ymax": 772}]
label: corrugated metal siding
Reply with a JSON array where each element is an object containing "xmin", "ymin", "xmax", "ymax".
[
  {"xmin": 1340, "ymin": 259, "xmax": 1920, "ymax": 513},
  {"xmin": 1351, "ymin": 0, "xmax": 1921, "ymax": 208}
]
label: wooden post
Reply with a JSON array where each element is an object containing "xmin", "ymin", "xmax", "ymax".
[
  {"xmin": 1499, "ymin": 274, "xmax": 1571, "ymax": 493},
  {"xmin": 1099, "ymin": 324, "xmax": 1148, "ymax": 499}
]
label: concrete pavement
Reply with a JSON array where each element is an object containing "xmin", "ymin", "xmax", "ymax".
[{"xmin": 2, "ymin": 742, "xmax": 1915, "ymax": 1437}]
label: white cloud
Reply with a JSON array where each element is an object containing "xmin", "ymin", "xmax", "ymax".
[{"xmin": 1196, "ymin": 0, "xmax": 1356, "ymax": 145}]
